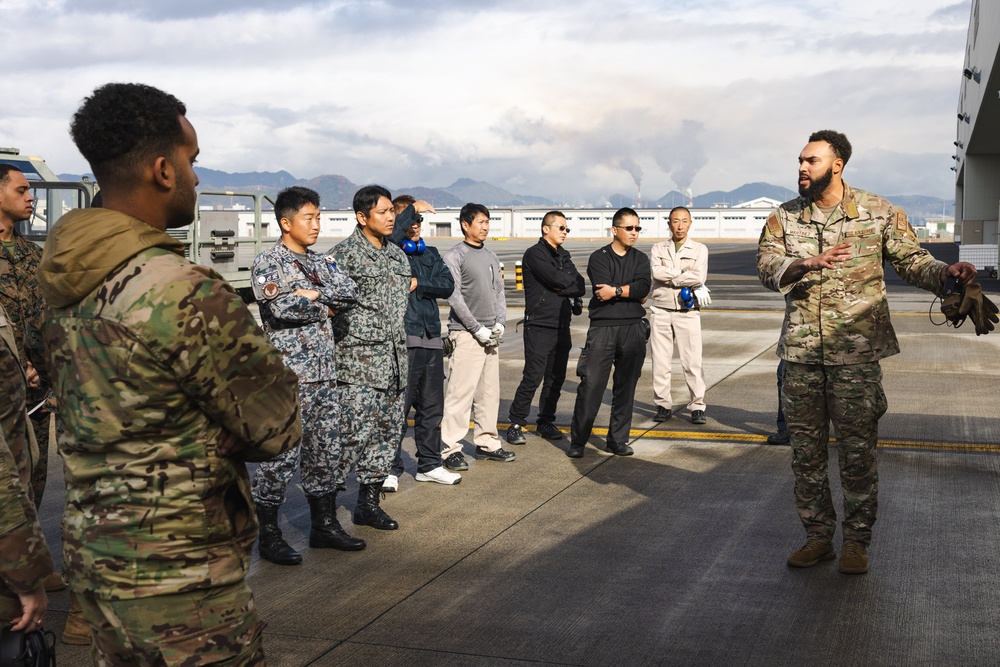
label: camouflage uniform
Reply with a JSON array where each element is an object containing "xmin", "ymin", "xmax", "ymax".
[
  {"xmin": 37, "ymin": 209, "xmax": 301, "ymax": 665},
  {"xmin": 757, "ymin": 183, "xmax": 946, "ymax": 545},
  {"xmin": 0, "ymin": 304, "xmax": 54, "ymax": 624},
  {"xmin": 0, "ymin": 232, "xmax": 55, "ymax": 504},
  {"xmin": 250, "ymin": 240, "xmax": 358, "ymax": 506},
  {"xmin": 328, "ymin": 226, "xmax": 410, "ymax": 485}
]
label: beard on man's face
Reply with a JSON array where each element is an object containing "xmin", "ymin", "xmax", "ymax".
[{"xmin": 799, "ymin": 166, "xmax": 833, "ymax": 200}]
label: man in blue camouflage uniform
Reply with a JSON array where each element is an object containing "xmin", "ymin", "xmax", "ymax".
[
  {"xmin": 757, "ymin": 130, "xmax": 976, "ymax": 575},
  {"xmin": 251, "ymin": 186, "xmax": 363, "ymax": 564},
  {"xmin": 38, "ymin": 83, "xmax": 300, "ymax": 665},
  {"xmin": 328, "ymin": 185, "xmax": 411, "ymax": 531}
]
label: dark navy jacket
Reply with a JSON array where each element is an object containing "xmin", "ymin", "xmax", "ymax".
[
  {"xmin": 522, "ymin": 238, "xmax": 586, "ymax": 329},
  {"xmin": 389, "ymin": 205, "xmax": 454, "ymax": 339}
]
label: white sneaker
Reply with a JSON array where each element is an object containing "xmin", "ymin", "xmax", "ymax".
[
  {"xmin": 383, "ymin": 474, "xmax": 399, "ymax": 492},
  {"xmin": 415, "ymin": 466, "xmax": 462, "ymax": 485}
]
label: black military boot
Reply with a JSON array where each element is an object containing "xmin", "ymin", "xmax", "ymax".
[
  {"xmin": 308, "ymin": 492, "xmax": 366, "ymax": 551},
  {"xmin": 255, "ymin": 503, "xmax": 302, "ymax": 565},
  {"xmin": 353, "ymin": 481, "xmax": 399, "ymax": 530}
]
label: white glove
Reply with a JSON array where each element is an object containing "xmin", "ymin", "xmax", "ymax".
[
  {"xmin": 473, "ymin": 326, "xmax": 493, "ymax": 344},
  {"xmin": 694, "ymin": 285, "xmax": 711, "ymax": 307},
  {"xmin": 492, "ymin": 323, "xmax": 505, "ymax": 337}
]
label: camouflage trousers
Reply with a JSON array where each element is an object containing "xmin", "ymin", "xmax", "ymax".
[
  {"xmin": 251, "ymin": 380, "xmax": 340, "ymax": 506},
  {"xmin": 337, "ymin": 382, "xmax": 405, "ymax": 486},
  {"xmin": 783, "ymin": 361, "xmax": 888, "ymax": 546},
  {"xmin": 79, "ymin": 581, "xmax": 264, "ymax": 667}
]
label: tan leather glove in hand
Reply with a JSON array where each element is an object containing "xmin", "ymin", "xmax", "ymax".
[{"xmin": 958, "ymin": 283, "xmax": 999, "ymax": 335}]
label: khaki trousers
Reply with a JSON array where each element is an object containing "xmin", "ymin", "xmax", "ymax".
[
  {"xmin": 650, "ymin": 306, "xmax": 706, "ymax": 411},
  {"xmin": 441, "ymin": 330, "xmax": 502, "ymax": 456}
]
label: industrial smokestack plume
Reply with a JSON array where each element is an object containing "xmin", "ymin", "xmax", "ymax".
[
  {"xmin": 637, "ymin": 185, "xmax": 641, "ymax": 209},
  {"xmin": 686, "ymin": 188, "xmax": 693, "ymax": 207}
]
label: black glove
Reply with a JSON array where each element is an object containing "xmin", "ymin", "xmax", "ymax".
[
  {"xmin": 572, "ymin": 297, "xmax": 583, "ymax": 317},
  {"xmin": 959, "ymin": 283, "xmax": 999, "ymax": 335}
]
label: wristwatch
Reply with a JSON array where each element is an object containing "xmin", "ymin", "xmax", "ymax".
[{"xmin": 614, "ymin": 286, "xmax": 623, "ymax": 298}]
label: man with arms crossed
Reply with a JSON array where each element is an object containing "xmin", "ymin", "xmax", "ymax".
[
  {"xmin": 567, "ymin": 207, "xmax": 651, "ymax": 458},
  {"xmin": 251, "ymin": 186, "xmax": 362, "ymax": 564},
  {"xmin": 440, "ymin": 203, "xmax": 516, "ymax": 470},
  {"xmin": 649, "ymin": 206, "xmax": 709, "ymax": 425},
  {"xmin": 758, "ymin": 129, "xmax": 976, "ymax": 575},
  {"xmin": 38, "ymin": 83, "xmax": 300, "ymax": 664},
  {"xmin": 506, "ymin": 210, "xmax": 585, "ymax": 445}
]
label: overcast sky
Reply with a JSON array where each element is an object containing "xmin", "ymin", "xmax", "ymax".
[{"xmin": 0, "ymin": 0, "xmax": 972, "ymax": 203}]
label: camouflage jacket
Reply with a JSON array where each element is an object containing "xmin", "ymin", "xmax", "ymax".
[
  {"xmin": 0, "ymin": 233, "xmax": 46, "ymax": 388},
  {"xmin": 37, "ymin": 209, "xmax": 301, "ymax": 601},
  {"xmin": 252, "ymin": 240, "xmax": 358, "ymax": 383},
  {"xmin": 0, "ymin": 304, "xmax": 53, "ymax": 601},
  {"xmin": 757, "ymin": 183, "xmax": 946, "ymax": 365},
  {"xmin": 328, "ymin": 226, "xmax": 410, "ymax": 392}
]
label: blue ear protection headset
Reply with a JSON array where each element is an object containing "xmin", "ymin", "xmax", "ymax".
[
  {"xmin": 679, "ymin": 286, "xmax": 696, "ymax": 309},
  {"xmin": 400, "ymin": 238, "xmax": 426, "ymax": 255}
]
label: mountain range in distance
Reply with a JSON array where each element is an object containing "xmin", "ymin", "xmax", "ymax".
[{"xmin": 59, "ymin": 168, "xmax": 956, "ymax": 225}]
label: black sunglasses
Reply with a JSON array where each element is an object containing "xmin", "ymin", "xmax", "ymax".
[
  {"xmin": 614, "ymin": 225, "xmax": 642, "ymax": 232},
  {"xmin": 546, "ymin": 225, "xmax": 570, "ymax": 232}
]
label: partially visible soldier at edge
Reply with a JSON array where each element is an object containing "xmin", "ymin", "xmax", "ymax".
[
  {"xmin": 384, "ymin": 194, "xmax": 461, "ymax": 490},
  {"xmin": 0, "ymin": 302, "xmax": 54, "ymax": 633},
  {"xmin": 0, "ymin": 165, "xmax": 64, "ymax": 524},
  {"xmin": 37, "ymin": 82, "xmax": 301, "ymax": 665},
  {"xmin": 250, "ymin": 185, "xmax": 362, "ymax": 565},
  {"xmin": 506, "ymin": 210, "xmax": 586, "ymax": 445},
  {"xmin": 757, "ymin": 129, "xmax": 976, "ymax": 576},
  {"xmin": 328, "ymin": 185, "xmax": 411, "ymax": 531}
]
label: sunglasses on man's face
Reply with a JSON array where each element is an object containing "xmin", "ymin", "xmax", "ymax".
[
  {"xmin": 547, "ymin": 225, "xmax": 570, "ymax": 232},
  {"xmin": 615, "ymin": 225, "xmax": 642, "ymax": 232}
]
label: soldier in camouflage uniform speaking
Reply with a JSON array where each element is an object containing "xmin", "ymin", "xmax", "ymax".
[
  {"xmin": 250, "ymin": 186, "xmax": 363, "ymax": 564},
  {"xmin": 328, "ymin": 185, "xmax": 411, "ymax": 532},
  {"xmin": 37, "ymin": 83, "xmax": 301, "ymax": 665},
  {"xmin": 757, "ymin": 130, "xmax": 976, "ymax": 575}
]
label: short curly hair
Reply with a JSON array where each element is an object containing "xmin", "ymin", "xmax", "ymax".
[
  {"xmin": 70, "ymin": 83, "xmax": 187, "ymax": 187},
  {"xmin": 808, "ymin": 129, "xmax": 852, "ymax": 164}
]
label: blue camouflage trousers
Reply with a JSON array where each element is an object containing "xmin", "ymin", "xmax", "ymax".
[
  {"xmin": 337, "ymin": 382, "xmax": 405, "ymax": 486},
  {"xmin": 783, "ymin": 361, "xmax": 888, "ymax": 546},
  {"xmin": 251, "ymin": 379, "xmax": 340, "ymax": 505}
]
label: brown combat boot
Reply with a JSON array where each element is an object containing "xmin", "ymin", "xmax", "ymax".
[
  {"xmin": 786, "ymin": 536, "xmax": 835, "ymax": 568},
  {"xmin": 62, "ymin": 593, "xmax": 91, "ymax": 646},
  {"xmin": 839, "ymin": 541, "xmax": 869, "ymax": 575}
]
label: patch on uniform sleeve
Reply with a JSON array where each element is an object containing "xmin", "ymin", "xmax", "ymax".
[
  {"xmin": 252, "ymin": 269, "xmax": 283, "ymax": 301},
  {"xmin": 765, "ymin": 213, "xmax": 782, "ymax": 236},
  {"xmin": 895, "ymin": 210, "xmax": 915, "ymax": 239}
]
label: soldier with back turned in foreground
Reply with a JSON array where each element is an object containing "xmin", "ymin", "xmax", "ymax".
[
  {"xmin": 37, "ymin": 82, "xmax": 301, "ymax": 665},
  {"xmin": 757, "ymin": 129, "xmax": 977, "ymax": 575}
]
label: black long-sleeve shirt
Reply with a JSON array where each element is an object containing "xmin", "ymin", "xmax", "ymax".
[{"xmin": 586, "ymin": 244, "xmax": 651, "ymax": 326}]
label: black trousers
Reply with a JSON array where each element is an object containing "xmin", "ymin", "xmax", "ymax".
[
  {"xmin": 508, "ymin": 325, "xmax": 572, "ymax": 427},
  {"xmin": 391, "ymin": 347, "xmax": 445, "ymax": 475},
  {"xmin": 570, "ymin": 322, "xmax": 647, "ymax": 448}
]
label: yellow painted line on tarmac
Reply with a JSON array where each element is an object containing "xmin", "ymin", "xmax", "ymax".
[{"xmin": 479, "ymin": 422, "xmax": 1000, "ymax": 454}]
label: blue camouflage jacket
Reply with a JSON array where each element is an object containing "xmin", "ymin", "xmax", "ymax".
[{"xmin": 252, "ymin": 240, "xmax": 358, "ymax": 382}]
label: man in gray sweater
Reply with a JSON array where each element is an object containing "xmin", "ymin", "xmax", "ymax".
[{"xmin": 440, "ymin": 203, "xmax": 517, "ymax": 471}]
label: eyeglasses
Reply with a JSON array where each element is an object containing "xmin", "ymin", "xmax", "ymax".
[
  {"xmin": 614, "ymin": 225, "xmax": 642, "ymax": 232},
  {"xmin": 546, "ymin": 225, "xmax": 570, "ymax": 233}
]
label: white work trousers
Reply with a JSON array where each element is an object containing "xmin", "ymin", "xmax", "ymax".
[
  {"xmin": 650, "ymin": 306, "xmax": 706, "ymax": 411},
  {"xmin": 441, "ymin": 330, "xmax": 503, "ymax": 456}
]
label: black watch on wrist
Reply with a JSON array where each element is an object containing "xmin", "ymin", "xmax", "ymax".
[{"xmin": 614, "ymin": 285, "xmax": 623, "ymax": 298}]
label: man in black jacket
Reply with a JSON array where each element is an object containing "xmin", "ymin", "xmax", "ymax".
[
  {"xmin": 567, "ymin": 207, "xmax": 651, "ymax": 458},
  {"xmin": 385, "ymin": 195, "xmax": 461, "ymax": 489},
  {"xmin": 506, "ymin": 211, "xmax": 586, "ymax": 445}
]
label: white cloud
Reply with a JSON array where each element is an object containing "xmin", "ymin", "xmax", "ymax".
[{"xmin": 0, "ymin": 0, "xmax": 972, "ymax": 201}]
